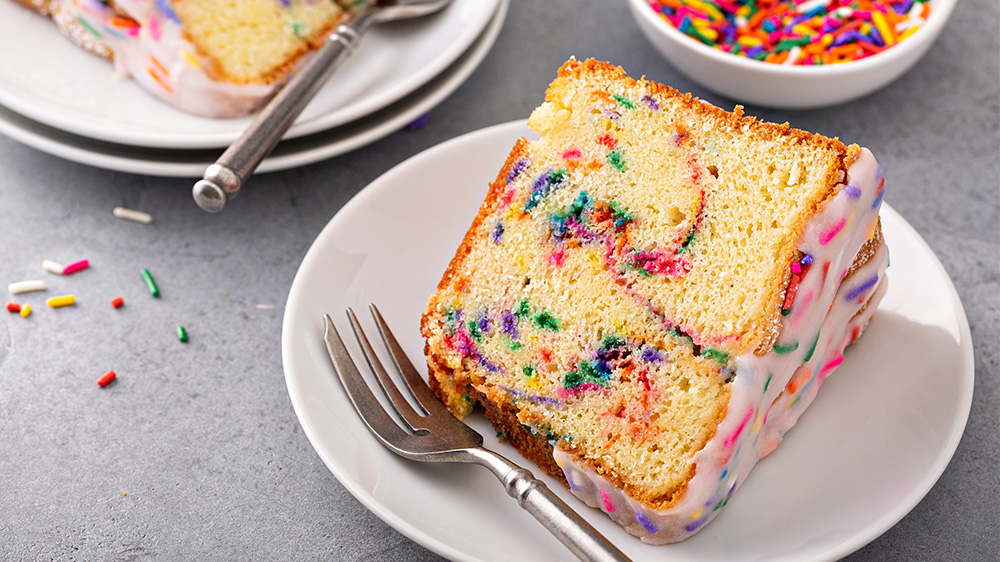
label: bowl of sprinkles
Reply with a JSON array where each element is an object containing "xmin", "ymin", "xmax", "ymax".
[{"xmin": 626, "ymin": 0, "xmax": 956, "ymax": 108}]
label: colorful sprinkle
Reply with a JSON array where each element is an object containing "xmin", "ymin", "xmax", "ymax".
[
  {"xmin": 141, "ymin": 268, "xmax": 160, "ymax": 297},
  {"xmin": 112, "ymin": 206, "xmax": 153, "ymax": 224},
  {"xmin": 46, "ymin": 294, "xmax": 76, "ymax": 308},
  {"xmin": 647, "ymin": 0, "xmax": 932, "ymax": 65},
  {"xmin": 6, "ymin": 302, "xmax": 20, "ymax": 313},
  {"xmin": 845, "ymin": 273, "xmax": 880, "ymax": 300},
  {"xmin": 773, "ymin": 341, "xmax": 799, "ymax": 354},
  {"xmin": 62, "ymin": 259, "xmax": 90, "ymax": 275},
  {"xmin": 177, "ymin": 326, "xmax": 188, "ymax": 343},
  {"xmin": 97, "ymin": 370, "xmax": 117, "ymax": 387},
  {"xmin": 8, "ymin": 280, "xmax": 46, "ymax": 294},
  {"xmin": 111, "ymin": 296, "xmax": 125, "ymax": 309},
  {"xmin": 600, "ymin": 490, "xmax": 616, "ymax": 512},
  {"xmin": 42, "ymin": 260, "xmax": 65, "ymax": 275},
  {"xmin": 636, "ymin": 512, "xmax": 659, "ymax": 533},
  {"xmin": 819, "ymin": 218, "xmax": 846, "ymax": 245},
  {"xmin": 19, "ymin": 304, "xmax": 31, "ymax": 318}
]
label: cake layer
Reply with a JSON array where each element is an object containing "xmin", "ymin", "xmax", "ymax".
[{"xmin": 421, "ymin": 59, "xmax": 888, "ymax": 543}]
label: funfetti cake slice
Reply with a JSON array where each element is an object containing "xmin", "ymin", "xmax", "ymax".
[
  {"xmin": 15, "ymin": 0, "xmax": 352, "ymax": 117},
  {"xmin": 420, "ymin": 59, "xmax": 888, "ymax": 543}
]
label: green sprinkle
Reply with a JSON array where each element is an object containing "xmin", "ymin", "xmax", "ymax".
[
  {"xmin": 563, "ymin": 370, "xmax": 584, "ymax": 388},
  {"xmin": 701, "ymin": 348, "xmax": 730, "ymax": 363},
  {"xmin": 509, "ymin": 341, "xmax": 523, "ymax": 350},
  {"xmin": 76, "ymin": 16, "xmax": 102, "ymax": 39},
  {"xmin": 522, "ymin": 365, "xmax": 536, "ymax": 378},
  {"xmin": 176, "ymin": 326, "xmax": 188, "ymax": 343},
  {"xmin": 803, "ymin": 332, "xmax": 820, "ymax": 362},
  {"xmin": 612, "ymin": 94, "xmax": 635, "ymax": 110},
  {"xmin": 773, "ymin": 341, "xmax": 799, "ymax": 354},
  {"xmin": 607, "ymin": 149, "xmax": 626, "ymax": 172},
  {"xmin": 775, "ymin": 37, "xmax": 812, "ymax": 52},
  {"xmin": 141, "ymin": 268, "xmax": 159, "ymax": 298},
  {"xmin": 468, "ymin": 320, "xmax": 482, "ymax": 342},
  {"xmin": 533, "ymin": 311, "xmax": 560, "ymax": 331},
  {"xmin": 764, "ymin": 373, "xmax": 772, "ymax": 392},
  {"xmin": 291, "ymin": 21, "xmax": 306, "ymax": 38},
  {"xmin": 516, "ymin": 299, "xmax": 531, "ymax": 317}
]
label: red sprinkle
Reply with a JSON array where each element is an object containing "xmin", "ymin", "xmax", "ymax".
[
  {"xmin": 97, "ymin": 370, "xmax": 117, "ymax": 387},
  {"xmin": 6, "ymin": 302, "xmax": 21, "ymax": 313},
  {"xmin": 110, "ymin": 296, "xmax": 125, "ymax": 309},
  {"xmin": 782, "ymin": 272, "xmax": 801, "ymax": 311},
  {"xmin": 63, "ymin": 259, "xmax": 90, "ymax": 275}
]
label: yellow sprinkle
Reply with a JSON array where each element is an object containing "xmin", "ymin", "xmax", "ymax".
[
  {"xmin": 738, "ymin": 36, "xmax": 762, "ymax": 47},
  {"xmin": 46, "ymin": 294, "xmax": 76, "ymax": 308},
  {"xmin": 19, "ymin": 304, "xmax": 31, "ymax": 318},
  {"xmin": 792, "ymin": 24, "xmax": 815, "ymax": 36},
  {"xmin": 897, "ymin": 25, "xmax": 920, "ymax": 42},
  {"xmin": 871, "ymin": 11, "xmax": 896, "ymax": 45},
  {"xmin": 691, "ymin": 508, "xmax": 703, "ymax": 519},
  {"xmin": 683, "ymin": 0, "xmax": 725, "ymax": 21},
  {"xmin": 181, "ymin": 51, "xmax": 201, "ymax": 67}
]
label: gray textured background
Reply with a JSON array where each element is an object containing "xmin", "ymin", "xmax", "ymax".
[{"xmin": 1, "ymin": 1, "xmax": 997, "ymax": 560}]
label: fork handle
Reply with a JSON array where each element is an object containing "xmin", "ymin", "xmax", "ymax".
[
  {"xmin": 192, "ymin": 15, "xmax": 375, "ymax": 212},
  {"xmin": 479, "ymin": 453, "xmax": 631, "ymax": 562}
]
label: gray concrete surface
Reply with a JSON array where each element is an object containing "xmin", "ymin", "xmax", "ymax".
[{"xmin": 1, "ymin": 1, "xmax": 997, "ymax": 560}]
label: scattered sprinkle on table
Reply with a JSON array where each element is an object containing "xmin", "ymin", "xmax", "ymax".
[
  {"xmin": 111, "ymin": 296, "xmax": 125, "ymax": 309},
  {"xmin": 46, "ymin": 294, "xmax": 76, "ymax": 308},
  {"xmin": 176, "ymin": 325, "xmax": 188, "ymax": 343},
  {"xmin": 62, "ymin": 259, "xmax": 90, "ymax": 275},
  {"xmin": 42, "ymin": 260, "xmax": 65, "ymax": 275},
  {"xmin": 20, "ymin": 304, "xmax": 31, "ymax": 318},
  {"xmin": 6, "ymin": 302, "xmax": 20, "ymax": 313},
  {"xmin": 97, "ymin": 370, "xmax": 117, "ymax": 387},
  {"xmin": 141, "ymin": 268, "xmax": 160, "ymax": 297},
  {"xmin": 8, "ymin": 280, "xmax": 46, "ymax": 294},
  {"xmin": 647, "ymin": 0, "xmax": 933, "ymax": 65},
  {"xmin": 113, "ymin": 206, "xmax": 153, "ymax": 224}
]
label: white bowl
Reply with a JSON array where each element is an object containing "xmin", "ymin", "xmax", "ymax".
[{"xmin": 625, "ymin": 0, "xmax": 956, "ymax": 109}]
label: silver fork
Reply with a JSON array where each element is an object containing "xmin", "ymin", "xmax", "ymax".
[
  {"xmin": 322, "ymin": 306, "xmax": 632, "ymax": 562},
  {"xmin": 193, "ymin": 0, "xmax": 454, "ymax": 213}
]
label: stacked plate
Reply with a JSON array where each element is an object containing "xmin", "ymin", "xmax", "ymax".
[{"xmin": 0, "ymin": 0, "xmax": 507, "ymax": 177}]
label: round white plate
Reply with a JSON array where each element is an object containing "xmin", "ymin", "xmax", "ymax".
[
  {"xmin": 282, "ymin": 121, "xmax": 974, "ymax": 562},
  {"xmin": 0, "ymin": 1, "xmax": 507, "ymax": 178},
  {"xmin": 0, "ymin": 0, "xmax": 498, "ymax": 149}
]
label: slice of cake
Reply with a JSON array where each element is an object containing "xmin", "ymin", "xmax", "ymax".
[
  {"xmin": 15, "ymin": 0, "xmax": 353, "ymax": 117},
  {"xmin": 420, "ymin": 59, "xmax": 888, "ymax": 544}
]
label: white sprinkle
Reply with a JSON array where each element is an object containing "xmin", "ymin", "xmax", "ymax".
[
  {"xmin": 9, "ymin": 280, "xmax": 46, "ymax": 294},
  {"xmin": 113, "ymin": 206, "xmax": 153, "ymax": 224},
  {"xmin": 783, "ymin": 46, "xmax": 802, "ymax": 66},
  {"xmin": 795, "ymin": 0, "xmax": 827, "ymax": 13},
  {"xmin": 42, "ymin": 260, "xmax": 65, "ymax": 275},
  {"xmin": 255, "ymin": 304, "xmax": 275, "ymax": 310}
]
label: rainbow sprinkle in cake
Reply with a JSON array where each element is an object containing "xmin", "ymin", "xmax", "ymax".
[{"xmin": 421, "ymin": 59, "xmax": 888, "ymax": 543}]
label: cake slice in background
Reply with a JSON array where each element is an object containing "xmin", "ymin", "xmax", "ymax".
[
  {"xmin": 421, "ymin": 59, "xmax": 888, "ymax": 544},
  {"xmin": 13, "ymin": 0, "xmax": 354, "ymax": 117}
]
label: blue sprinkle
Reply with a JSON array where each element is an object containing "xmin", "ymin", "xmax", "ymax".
[
  {"xmin": 845, "ymin": 274, "xmax": 879, "ymax": 301},
  {"xmin": 871, "ymin": 188, "xmax": 885, "ymax": 210},
  {"xmin": 636, "ymin": 512, "xmax": 658, "ymax": 533},
  {"xmin": 154, "ymin": 0, "xmax": 182, "ymax": 23},
  {"xmin": 407, "ymin": 113, "xmax": 431, "ymax": 131},
  {"xmin": 507, "ymin": 159, "xmax": 528, "ymax": 184},
  {"xmin": 801, "ymin": 254, "xmax": 814, "ymax": 266},
  {"xmin": 844, "ymin": 184, "xmax": 862, "ymax": 198},
  {"xmin": 641, "ymin": 94, "xmax": 659, "ymax": 110},
  {"xmin": 491, "ymin": 221, "xmax": 504, "ymax": 244}
]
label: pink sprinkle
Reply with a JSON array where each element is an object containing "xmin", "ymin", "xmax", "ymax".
[
  {"xmin": 819, "ymin": 218, "xmax": 846, "ymax": 245},
  {"xmin": 62, "ymin": 259, "xmax": 90, "ymax": 275},
  {"xmin": 791, "ymin": 261, "xmax": 801, "ymax": 274},
  {"xmin": 724, "ymin": 407, "xmax": 754, "ymax": 449},
  {"xmin": 561, "ymin": 147, "xmax": 582, "ymax": 160},
  {"xmin": 820, "ymin": 354, "xmax": 844, "ymax": 376},
  {"xmin": 148, "ymin": 16, "xmax": 161, "ymax": 41},
  {"xmin": 548, "ymin": 248, "xmax": 566, "ymax": 267},
  {"xmin": 600, "ymin": 490, "xmax": 615, "ymax": 513}
]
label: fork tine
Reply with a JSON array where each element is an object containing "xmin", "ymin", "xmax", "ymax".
[
  {"xmin": 368, "ymin": 304, "xmax": 455, "ymax": 418},
  {"xmin": 322, "ymin": 314, "xmax": 417, "ymax": 453},
  {"xmin": 345, "ymin": 308, "xmax": 430, "ymax": 432}
]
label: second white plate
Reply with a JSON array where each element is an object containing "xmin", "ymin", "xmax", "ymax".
[{"xmin": 282, "ymin": 121, "xmax": 974, "ymax": 561}]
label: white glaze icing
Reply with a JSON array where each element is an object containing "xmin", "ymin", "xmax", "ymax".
[
  {"xmin": 49, "ymin": 0, "xmax": 333, "ymax": 118},
  {"xmin": 554, "ymin": 148, "xmax": 889, "ymax": 544}
]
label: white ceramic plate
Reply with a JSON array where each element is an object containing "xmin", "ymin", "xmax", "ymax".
[
  {"xmin": 282, "ymin": 121, "xmax": 974, "ymax": 562},
  {"xmin": 0, "ymin": 1, "xmax": 506, "ymax": 178},
  {"xmin": 0, "ymin": 0, "xmax": 498, "ymax": 149}
]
